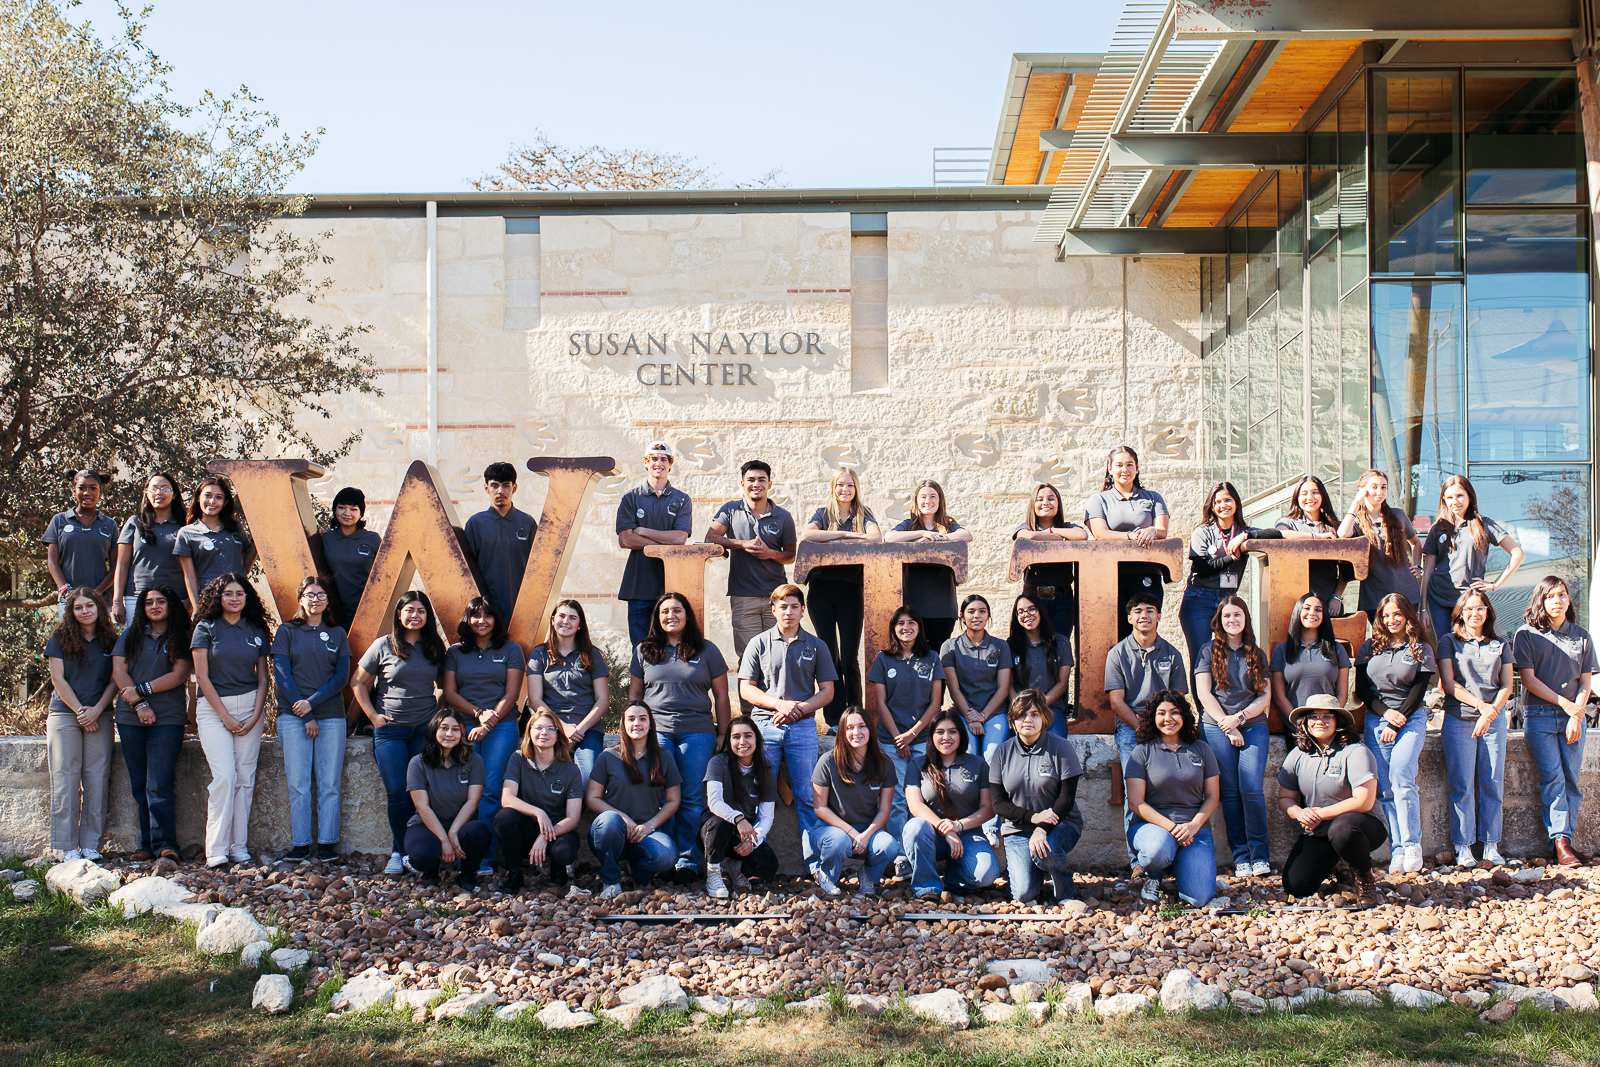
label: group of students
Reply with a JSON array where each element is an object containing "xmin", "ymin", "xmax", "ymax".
[{"xmin": 37, "ymin": 446, "xmax": 1596, "ymax": 911}]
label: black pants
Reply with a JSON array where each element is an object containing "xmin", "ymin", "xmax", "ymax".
[
  {"xmin": 1281, "ymin": 812, "xmax": 1388, "ymax": 898},
  {"xmin": 1117, "ymin": 564, "xmax": 1168, "ymax": 642},
  {"xmin": 700, "ymin": 816, "xmax": 780, "ymax": 881},
  {"xmin": 494, "ymin": 809, "xmax": 580, "ymax": 877},
  {"xmin": 403, "ymin": 818, "xmax": 491, "ymax": 877},
  {"xmin": 808, "ymin": 580, "xmax": 863, "ymax": 728}
]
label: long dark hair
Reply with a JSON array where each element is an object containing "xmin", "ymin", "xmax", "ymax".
[
  {"xmin": 887, "ymin": 604, "xmax": 930, "ymax": 658},
  {"xmin": 1282, "ymin": 592, "xmax": 1339, "ymax": 664},
  {"xmin": 918, "ymin": 707, "xmax": 970, "ymax": 820},
  {"xmin": 1007, "ymin": 592, "xmax": 1062, "ymax": 680},
  {"xmin": 193, "ymin": 572, "xmax": 276, "ymax": 637},
  {"xmin": 1353, "ymin": 470, "xmax": 1409, "ymax": 568},
  {"xmin": 135, "ymin": 472, "xmax": 186, "ymax": 538},
  {"xmin": 543, "ymin": 598, "xmax": 596, "ymax": 672},
  {"xmin": 50, "ymin": 587, "xmax": 118, "ymax": 665},
  {"xmin": 1369, "ymin": 592, "xmax": 1428, "ymax": 662},
  {"xmin": 123, "ymin": 585, "xmax": 193, "ymax": 668},
  {"xmin": 421, "ymin": 707, "xmax": 472, "ymax": 769},
  {"xmin": 830, "ymin": 706, "xmax": 889, "ymax": 787},
  {"xmin": 1437, "ymin": 474, "xmax": 1490, "ymax": 554},
  {"xmin": 1134, "ymin": 689, "xmax": 1199, "ymax": 744},
  {"xmin": 1291, "ymin": 711, "xmax": 1358, "ymax": 753},
  {"xmin": 725, "ymin": 715, "xmax": 772, "ymax": 805},
  {"xmin": 1208, "ymin": 595, "xmax": 1268, "ymax": 695},
  {"xmin": 287, "ymin": 575, "xmax": 334, "ymax": 627},
  {"xmin": 1024, "ymin": 483, "xmax": 1069, "ymax": 532},
  {"xmin": 1451, "ymin": 588, "xmax": 1500, "ymax": 642},
  {"xmin": 617, "ymin": 703, "xmax": 666, "ymax": 786},
  {"xmin": 388, "ymin": 590, "xmax": 446, "ymax": 665},
  {"xmin": 1101, "ymin": 445, "xmax": 1144, "ymax": 491},
  {"xmin": 638, "ymin": 592, "xmax": 706, "ymax": 665},
  {"xmin": 1285, "ymin": 474, "xmax": 1340, "ymax": 530},
  {"xmin": 456, "ymin": 595, "xmax": 508, "ymax": 649},
  {"xmin": 1524, "ymin": 575, "xmax": 1576, "ymax": 633},
  {"xmin": 187, "ymin": 475, "xmax": 242, "ymax": 532},
  {"xmin": 1199, "ymin": 481, "xmax": 1243, "ymax": 530}
]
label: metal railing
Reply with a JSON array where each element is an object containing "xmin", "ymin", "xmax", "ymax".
[{"xmin": 932, "ymin": 147, "xmax": 993, "ymax": 186}]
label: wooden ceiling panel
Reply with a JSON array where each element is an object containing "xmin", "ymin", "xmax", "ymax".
[
  {"xmin": 1230, "ymin": 40, "xmax": 1365, "ymax": 132},
  {"xmin": 1004, "ymin": 72, "xmax": 1072, "ymax": 185},
  {"xmin": 1163, "ymin": 170, "xmax": 1258, "ymax": 227}
]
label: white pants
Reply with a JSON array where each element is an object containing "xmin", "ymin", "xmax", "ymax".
[{"xmin": 196, "ymin": 690, "xmax": 264, "ymax": 864}]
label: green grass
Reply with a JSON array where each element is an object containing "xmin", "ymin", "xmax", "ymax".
[{"xmin": 2, "ymin": 868, "xmax": 1599, "ymax": 1066}]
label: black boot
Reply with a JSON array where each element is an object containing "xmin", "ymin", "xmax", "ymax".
[{"xmin": 498, "ymin": 868, "xmax": 524, "ymax": 894}]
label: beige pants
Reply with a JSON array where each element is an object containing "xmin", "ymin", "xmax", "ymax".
[
  {"xmin": 47, "ymin": 709, "xmax": 112, "ymax": 852},
  {"xmin": 196, "ymin": 691, "xmax": 264, "ymax": 864},
  {"xmin": 730, "ymin": 596, "xmax": 773, "ymax": 715}
]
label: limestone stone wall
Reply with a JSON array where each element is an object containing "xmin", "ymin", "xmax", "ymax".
[{"xmin": 280, "ymin": 207, "xmax": 1203, "ymax": 653}]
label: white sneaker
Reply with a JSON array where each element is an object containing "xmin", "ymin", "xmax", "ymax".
[
  {"xmin": 384, "ymin": 852, "xmax": 404, "ymax": 875},
  {"xmin": 1402, "ymin": 845, "xmax": 1424, "ymax": 873},
  {"xmin": 229, "ymin": 849, "xmax": 250, "ymax": 864},
  {"xmin": 1388, "ymin": 850, "xmax": 1406, "ymax": 874},
  {"xmin": 1482, "ymin": 843, "xmax": 1506, "ymax": 866},
  {"xmin": 705, "ymin": 866, "xmax": 729, "ymax": 899},
  {"xmin": 1233, "ymin": 864, "xmax": 1253, "ymax": 878},
  {"xmin": 815, "ymin": 869, "xmax": 842, "ymax": 897},
  {"xmin": 858, "ymin": 878, "xmax": 878, "ymax": 897},
  {"xmin": 1455, "ymin": 847, "xmax": 1477, "ymax": 868},
  {"xmin": 1251, "ymin": 861, "xmax": 1272, "ymax": 878},
  {"xmin": 61, "ymin": 849, "xmax": 81, "ymax": 862},
  {"xmin": 402, "ymin": 854, "xmax": 419, "ymax": 875},
  {"xmin": 80, "ymin": 849, "xmax": 102, "ymax": 861},
  {"xmin": 598, "ymin": 883, "xmax": 622, "ymax": 900},
  {"xmin": 1140, "ymin": 878, "xmax": 1161, "ymax": 904},
  {"xmin": 892, "ymin": 856, "xmax": 912, "ymax": 881}
]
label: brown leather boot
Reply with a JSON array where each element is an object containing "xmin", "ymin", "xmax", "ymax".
[
  {"xmin": 1554, "ymin": 838, "xmax": 1586, "ymax": 866},
  {"xmin": 1353, "ymin": 868, "xmax": 1382, "ymax": 910}
]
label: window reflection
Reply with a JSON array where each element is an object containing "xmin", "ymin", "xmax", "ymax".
[
  {"xmin": 1373, "ymin": 74, "xmax": 1461, "ymax": 275},
  {"xmin": 1467, "ymin": 465, "xmax": 1590, "ymax": 620},
  {"xmin": 1371, "ymin": 281, "xmax": 1465, "ymax": 515},
  {"xmin": 1464, "ymin": 73, "xmax": 1584, "ymax": 205}
]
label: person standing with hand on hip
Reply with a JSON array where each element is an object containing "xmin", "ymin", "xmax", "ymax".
[
  {"xmin": 615, "ymin": 441, "xmax": 692, "ymax": 646},
  {"xmin": 709, "ymin": 460, "xmax": 797, "ymax": 708}
]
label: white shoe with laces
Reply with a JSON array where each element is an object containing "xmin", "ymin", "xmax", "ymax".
[
  {"xmin": 1388, "ymin": 850, "xmax": 1406, "ymax": 874},
  {"xmin": 815, "ymin": 869, "xmax": 841, "ymax": 897},
  {"xmin": 598, "ymin": 883, "xmax": 622, "ymax": 900},
  {"xmin": 1482, "ymin": 843, "xmax": 1506, "ymax": 866},
  {"xmin": 704, "ymin": 866, "xmax": 729, "ymax": 899},
  {"xmin": 61, "ymin": 849, "xmax": 81, "ymax": 862},
  {"xmin": 384, "ymin": 852, "xmax": 404, "ymax": 875},
  {"xmin": 1401, "ymin": 845, "xmax": 1424, "ymax": 873},
  {"xmin": 1140, "ymin": 878, "xmax": 1161, "ymax": 904},
  {"xmin": 1250, "ymin": 861, "xmax": 1272, "ymax": 878},
  {"xmin": 1455, "ymin": 846, "xmax": 1477, "ymax": 868},
  {"xmin": 80, "ymin": 849, "xmax": 101, "ymax": 861}
]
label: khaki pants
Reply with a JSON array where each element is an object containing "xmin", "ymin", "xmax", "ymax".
[
  {"xmin": 729, "ymin": 596, "xmax": 772, "ymax": 715},
  {"xmin": 47, "ymin": 709, "xmax": 112, "ymax": 852},
  {"xmin": 196, "ymin": 691, "xmax": 264, "ymax": 864}
]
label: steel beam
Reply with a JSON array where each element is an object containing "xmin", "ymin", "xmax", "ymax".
[
  {"xmin": 1058, "ymin": 227, "xmax": 1226, "ymax": 256},
  {"xmin": 1174, "ymin": 0, "xmax": 1577, "ymax": 40},
  {"xmin": 1106, "ymin": 132, "xmax": 1307, "ymax": 170},
  {"xmin": 1039, "ymin": 129, "xmax": 1075, "ymax": 151}
]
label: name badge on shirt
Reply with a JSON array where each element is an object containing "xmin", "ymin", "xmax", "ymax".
[
  {"xmin": 1220, "ymin": 573, "xmax": 1239, "ymax": 589},
  {"xmin": 201, "ymin": 538, "xmax": 215, "ymax": 550},
  {"xmin": 886, "ymin": 668, "xmax": 898, "ymax": 679}
]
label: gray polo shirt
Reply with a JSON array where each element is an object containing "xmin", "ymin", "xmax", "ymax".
[
  {"xmin": 712, "ymin": 499, "xmax": 795, "ymax": 598},
  {"xmin": 118, "ymin": 516, "xmax": 185, "ymax": 598},
  {"xmin": 1270, "ymin": 640, "xmax": 1351, "ymax": 710},
  {"xmin": 988, "ymin": 734, "xmax": 1084, "ymax": 837},
  {"xmin": 1195, "ymin": 641, "xmax": 1264, "ymax": 717},
  {"xmin": 940, "ymin": 633, "xmax": 1013, "ymax": 726},
  {"xmin": 271, "ymin": 621, "xmax": 351, "ymax": 720},
  {"xmin": 811, "ymin": 750, "xmax": 890, "ymax": 828},
  {"xmin": 1187, "ymin": 522, "xmax": 1256, "ymax": 590},
  {"xmin": 45, "ymin": 633, "xmax": 114, "ymax": 713},
  {"xmin": 190, "ymin": 617, "xmax": 268, "ymax": 697},
  {"xmin": 112, "ymin": 628, "xmax": 187, "ymax": 726},
  {"xmin": 526, "ymin": 643, "xmax": 608, "ymax": 725},
  {"xmin": 913, "ymin": 750, "xmax": 987, "ymax": 822},
  {"xmin": 1357, "ymin": 640, "xmax": 1436, "ymax": 713},
  {"xmin": 503, "ymin": 754, "xmax": 586, "ymax": 820},
  {"xmin": 358, "ymin": 638, "xmax": 441, "ymax": 725},
  {"xmin": 1104, "ymin": 635, "xmax": 1187, "ymax": 709},
  {"xmin": 1352, "ymin": 507, "xmax": 1419, "ymax": 614},
  {"xmin": 628, "ymin": 640, "xmax": 727, "ymax": 735},
  {"xmin": 867, "ymin": 649, "xmax": 940, "ymax": 735},
  {"xmin": 892, "ymin": 517, "xmax": 963, "ymax": 618},
  {"xmin": 319, "ymin": 527, "xmax": 382, "ymax": 622},
  {"xmin": 1084, "ymin": 487, "xmax": 1168, "ymax": 532},
  {"xmin": 615, "ymin": 482, "xmax": 692, "ymax": 601},
  {"xmin": 173, "ymin": 523, "xmax": 252, "ymax": 592},
  {"xmin": 738, "ymin": 626, "xmax": 838, "ymax": 722},
  {"xmin": 463, "ymin": 505, "xmax": 536, "ymax": 621},
  {"xmin": 1513, "ymin": 621, "xmax": 1600, "ymax": 703},
  {"xmin": 1422, "ymin": 516, "xmax": 1511, "ymax": 606},
  {"xmin": 405, "ymin": 751, "xmax": 485, "ymax": 826},
  {"xmin": 590, "ymin": 745, "xmax": 682, "ymax": 824},
  {"xmin": 42, "ymin": 509, "xmax": 118, "ymax": 589},
  {"xmin": 1126, "ymin": 741, "xmax": 1218, "ymax": 823},
  {"xmin": 444, "ymin": 640, "xmax": 525, "ymax": 714},
  {"xmin": 805, "ymin": 508, "xmax": 874, "ymax": 583},
  {"xmin": 1277, "ymin": 743, "xmax": 1377, "ymax": 836},
  {"xmin": 1014, "ymin": 634, "xmax": 1074, "ymax": 713},
  {"xmin": 1438, "ymin": 632, "xmax": 1514, "ymax": 720}
]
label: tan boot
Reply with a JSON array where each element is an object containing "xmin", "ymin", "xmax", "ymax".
[{"xmin": 1353, "ymin": 868, "xmax": 1382, "ymax": 910}]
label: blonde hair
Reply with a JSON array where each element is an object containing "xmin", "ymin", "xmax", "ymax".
[{"xmin": 823, "ymin": 467, "xmax": 873, "ymax": 531}]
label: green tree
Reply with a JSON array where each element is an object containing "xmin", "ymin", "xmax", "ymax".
[{"xmin": 0, "ymin": 0, "xmax": 376, "ymax": 561}]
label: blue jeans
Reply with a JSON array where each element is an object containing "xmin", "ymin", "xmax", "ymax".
[
  {"xmin": 1364, "ymin": 708, "xmax": 1428, "ymax": 851},
  {"xmin": 1523, "ymin": 703, "xmax": 1588, "ymax": 841},
  {"xmin": 1116, "ymin": 722, "xmax": 1138, "ymax": 862},
  {"xmin": 1128, "ymin": 822, "xmax": 1216, "ymax": 905},
  {"xmin": 588, "ymin": 809, "xmax": 677, "ymax": 885},
  {"xmin": 881, "ymin": 739, "xmax": 926, "ymax": 842},
  {"xmin": 660, "ymin": 731, "xmax": 718, "ymax": 870},
  {"xmin": 978, "ymin": 713, "xmax": 1011, "ymax": 837},
  {"xmin": 373, "ymin": 720, "xmax": 430, "ymax": 854},
  {"xmin": 1179, "ymin": 585, "xmax": 1225, "ymax": 684},
  {"xmin": 1203, "ymin": 721, "xmax": 1270, "ymax": 867},
  {"xmin": 810, "ymin": 823, "xmax": 900, "ymax": 885},
  {"xmin": 1040, "ymin": 594, "xmax": 1075, "ymax": 645},
  {"xmin": 760, "ymin": 719, "xmax": 819, "ymax": 863},
  {"xmin": 903, "ymin": 818, "xmax": 997, "ymax": 895},
  {"xmin": 1441, "ymin": 712, "xmax": 1507, "ymax": 847},
  {"xmin": 473, "ymin": 717, "xmax": 521, "ymax": 869},
  {"xmin": 627, "ymin": 599, "xmax": 655, "ymax": 647},
  {"xmin": 1425, "ymin": 600, "xmax": 1455, "ymax": 651},
  {"xmin": 117, "ymin": 723, "xmax": 185, "ymax": 854},
  {"xmin": 572, "ymin": 729, "xmax": 603, "ymax": 782},
  {"xmin": 277, "ymin": 714, "xmax": 346, "ymax": 846},
  {"xmin": 1002, "ymin": 820, "xmax": 1082, "ymax": 902}
]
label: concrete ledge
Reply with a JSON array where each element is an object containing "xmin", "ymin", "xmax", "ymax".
[{"xmin": 2, "ymin": 730, "xmax": 1596, "ymax": 869}]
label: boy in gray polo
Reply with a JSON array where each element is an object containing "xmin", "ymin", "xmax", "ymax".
[
  {"xmin": 463, "ymin": 462, "xmax": 537, "ymax": 621},
  {"xmin": 616, "ymin": 441, "xmax": 692, "ymax": 645},
  {"xmin": 709, "ymin": 460, "xmax": 797, "ymax": 709},
  {"xmin": 1104, "ymin": 589, "xmax": 1186, "ymax": 864}
]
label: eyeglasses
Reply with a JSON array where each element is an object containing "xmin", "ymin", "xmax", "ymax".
[{"xmin": 302, "ymin": 593, "xmax": 329, "ymax": 603}]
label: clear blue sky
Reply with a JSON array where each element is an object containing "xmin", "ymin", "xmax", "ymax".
[{"xmin": 73, "ymin": 0, "xmax": 1118, "ymax": 192}]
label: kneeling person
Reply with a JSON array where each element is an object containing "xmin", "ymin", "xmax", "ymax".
[
  {"xmin": 404, "ymin": 709, "xmax": 489, "ymax": 889},
  {"xmin": 586, "ymin": 703, "xmax": 681, "ymax": 900},
  {"xmin": 989, "ymin": 689, "xmax": 1083, "ymax": 902},
  {"xmin": 1278, "ymin": 694, "xmax": 1385, "ymax": 908},
  {"xmin": 701, "ymin": 716, "xmax": 779, "ymax": 899},
  {"xmin": 810, "ymin": 706, "xmax": 900, "ymax": 897},
  {"xmin": 903, "ymin": 707, "xmax": 997, "ymax": 900},
  {"xmin": 495, "ymin": 711, "xmax": 585, "ymax": 894},
  {"xmin": 1125, "ymin": 690, "xmax": 1220, "ymax": 907}
]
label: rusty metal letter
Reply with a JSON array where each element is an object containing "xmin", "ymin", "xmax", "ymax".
[
  {"xmin": 794, "ymin": 542, "xmax": 970, "ymax": 714},
  {"xmin": 1006, "ymin": 538, "xmax": 1184, "ymax": 734},
  {"xmin": 209, "ymin": 459, "xmax": 329, "ymax": 623},
  {"xmin": 642, "ymin": 544, "xmax": 726, "ymax": 632},
  {"xmin": 507, "ymin": 457, "xmax": 618, "ymax": 649}
]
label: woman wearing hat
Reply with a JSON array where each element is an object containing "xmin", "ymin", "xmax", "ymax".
[
  {"xmin": 320, "ymin": 488, "xmax": 382, "ymax": 627},
  {"xmin": 1277, "ymin": 693, "xmax": 1385, "ymax": 908}
]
